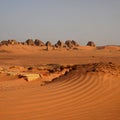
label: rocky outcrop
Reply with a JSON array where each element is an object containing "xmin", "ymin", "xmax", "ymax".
[{"xmin": 19, "ymin": 73, "xmax": 40, "ymax": 81}]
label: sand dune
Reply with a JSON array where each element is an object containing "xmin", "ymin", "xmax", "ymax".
[
  {"xmin": 0, "ymin": 45, "xmax": 120, "ymax": 66},
  {"xmin": 104, "ymin": 45, "xmax": 120, "ymax": 50},
  {"xmin": 0, "ymin": 45, "xmax": 120, "ymax": 120}
]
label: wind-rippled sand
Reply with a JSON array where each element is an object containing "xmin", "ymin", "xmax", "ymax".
[{"xmin": 0, "ymin": 45, "xmax": 120, "ymax": 120}]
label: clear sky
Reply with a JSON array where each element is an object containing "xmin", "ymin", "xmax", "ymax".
[{"xmin": 0, "ymin": 0, "xmax": 120, "ymax": 45}]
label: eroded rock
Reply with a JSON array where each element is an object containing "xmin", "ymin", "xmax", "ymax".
[{"xmin": 19, "ymin": 73, "xmax": 40, "ymax": 81}]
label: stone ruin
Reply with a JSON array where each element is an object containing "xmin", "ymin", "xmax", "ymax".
[
  {"xmin": 25, "ymin": 39, "xmax": 34, "ymax": 45},
  {"xmin": 0, "ymin": 39, "xmax": 96, "ymax": 49},
  {"xmin": 55, "ymin": 40, "xmax": 66, "ymax": 48},
  {"xmin": 86, "ymin": 41, "xmax": 96, "ymax": 47},
  {"xmin": 65, "ymin": 40, "xmax": 79, "ymax": 48},
  {"xmin": 45, "ymin": 41, "xmax": 52, "ymax": 47},
  {"xmin": 0, "ymin": 40, "xmax": 18, "ymax": 46},
  {"xmin": 34, "ymin": 39, "xmax": 45, "ymax": 46}
]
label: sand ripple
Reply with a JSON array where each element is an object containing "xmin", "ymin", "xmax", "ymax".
[{"xmin": 0, "ymin": 65, "xmax": 120, "ymax": 120}]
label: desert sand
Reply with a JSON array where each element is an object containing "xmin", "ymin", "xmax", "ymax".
[{"xmin": 0, "ymin": 44, "xmax": 120, "ymax": 120}]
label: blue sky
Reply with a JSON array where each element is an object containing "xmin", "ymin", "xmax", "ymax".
[{"xmin": 0, "ymin": 0, "xmax": 120, "ymax": 45}]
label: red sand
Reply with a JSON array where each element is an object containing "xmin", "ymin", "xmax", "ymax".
[{"xmin": 0, "ymin": 45, "xmax": 120, "ymax": 120}]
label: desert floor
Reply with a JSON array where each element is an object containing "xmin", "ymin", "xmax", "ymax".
[{"xmin": 0, "ymin": 45, "xmax": 120, "ymax": 120}]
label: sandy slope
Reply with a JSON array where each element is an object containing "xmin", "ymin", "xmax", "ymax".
[
  {"xmin": 0, "ymin": 45, "xmax": 120, "ymax": 120},
  {"xmin": 0, "ymin": 45, "xmax": 120, "ymax": 66}
]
